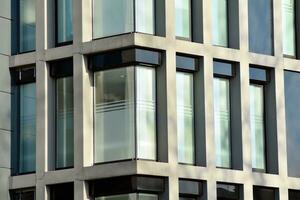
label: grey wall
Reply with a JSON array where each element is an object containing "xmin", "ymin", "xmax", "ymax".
[{"xmin": 0, "ymin": 0, "xmax": 11, "ymax": 199}]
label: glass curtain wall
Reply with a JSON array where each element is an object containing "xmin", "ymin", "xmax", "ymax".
[
  {"xmin": 176, "ymin": 72, "xmax": 195, "ymax": 164},
  {"xmin": 282, "ymin": 0, "xmax": 296, "ymax": 57},
  {"xmin": 214, "ymin": 77, "xmax": 231, "ymax": 168},
  {"xmin": 56, "ymin": 77, "xmax": 74, "ymax": 169},
  {"xmin": 19, "ymin": 0, "xmax": 36, "ymax": 53},
  {"xmin": 175, "ymin": 0, "xmax": 191, "ymax": 39},
  {"xmin": 93, "ymin": 0, "xmax": 154, "ymax": 38},
  {"xmin": 56, "ymin": 0, "xmax": 73, "ymax": 44},
  {"xmin": 94, "ymin": 66, "xmax": 156, "ymax": 163},
  {"xmin": 19, "ymin": 83, "xmax": 36, "ymax": 173},
  {"xmin": 248, "ymin": 0, "xmax": 273, "ymax": 55},
  {"xmin": 96, "ymin": 193, "xmax": 158, "ymax": 200},
  {"xmin": 212, "ymin": 0, "xmax": 228, "ymax": 47},
  {"xmin": 250, "ymin": 84, "xmax": 266, "ymax": 171}
]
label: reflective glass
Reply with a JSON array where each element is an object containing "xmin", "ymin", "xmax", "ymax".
[
  {"xmin": 214, "ymin": 78, "xmax": 231, "ymax": 168},
  {"xmin": 217, "ymin": 183, "xmax": 239, "ymax": 200},
  {"xmin": 136, "ymin": 0, "xmax": 155, "ymax": 34},
  {"xmin": 19, "ymin": 83, "xmax": 36, "ymax": 173},
  {"xmin": 96, "ymin": 193, "xmax": 158, "ymax": 200},
  {"xmin": 19, "ymin": 0, "xmax": 36, "ymax": 52},
  {"xmin": 94, "ymin": 67, "xmax": 156, "ymax": 163},
  {"xmin": 284, "ymin": 71, "xmax": 300, "ymax": 178},
  {"xmin": 175, "ymin": 0, "xmax": 191, "ymax": 39},
  {"xmin": 56, "ymin": 77, "xmax": 74, "ymax": 169},
  {"xmin": 250, "ymin": 84, "xmax": 266, "ymax": 171},
  {"xmin": 57, "ymin": 0, "xmax": 73, "ymax": 44},
  {"xmin": 248, "ymin": 0, "xmax": 273, "ymax": 55},
  {"xmin": 176, "ymin": 72, "xmax": 194, "ymax": 164},
  {"xmin": 282, "ymin": 0, "xmax": 296, "ymax": 56},
  {"xmin": 212, "ymin": 0, "xmax": 228, "ymax": 47}
]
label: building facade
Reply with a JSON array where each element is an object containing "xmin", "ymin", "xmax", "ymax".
[{"xmin": 1, "ymin": 0, "xmax": 300, "ymax": 199}]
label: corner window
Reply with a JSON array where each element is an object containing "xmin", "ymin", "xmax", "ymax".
[
  {"xmin": 175, "ymin": 0, "xmax": 191, "ymax": 39},
  {"xmin": 50, "ymin": 59, "xmax": 74, "ymax": 169},
  {"xmin": 11, "ymin": 68, "xmax": 36, "ymax": 175},
  {"xmin": 90, "ymin": 48, "xmax": 161, "ymax": 164},
  {"xmin": 19, "ymin": 0, "xmax": 36, "ymax": 53},
  {"xmin": 212, "ymin": 0, "xmax": 228, "ymax": 47},
  {"xmin": 93, "ymin": 0, "xmax": 155, "ymax": 39},
  {"xmin": 11, "ymin": 188, "xmax": 35, "ymax": 200},
  {"xmin": 248, "ymin": 0, "xmax": 273, "ymax": 55},
  {"xmin": 56, "ymin": 0, "xmax": 73, "ymax": 45}
]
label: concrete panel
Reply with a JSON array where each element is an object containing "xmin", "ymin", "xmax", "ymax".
[
  {"xmin": 0, "ymin": 18, "xmax": 10, "ymax": 55},
  {"xmin": 0, "ymin": 0, "xmax": 11, "ymax": 19},
  {"xmin": 0, "ymin": 130, "xmax": 10, "ymax": 169},
  {"xmin": 0, "ymin": 55, "xmax": 10, "ymax": 93},
  {"xmin": 0, "ymin": 92, "xmax": 11, "ymax": 131},
  {"xmin": 0, "ymin": 168, "xmax": 10, "ymax": 200}
]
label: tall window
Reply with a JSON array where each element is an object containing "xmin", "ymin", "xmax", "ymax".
[
  {"xmin": 176, "ymin": 72, "xmax": 194, "ymax": 164},
  {"xmin": 51, "ymin": 60, "xmax": 74, "ymax": 169},
  {"xmin": 212, "ymin": 0, "xmax": 228, "ymax": 47},
  {"xmin": 282, "ymin": 0, "xmax": 296, "ymax": 57},
  {"xmin": 12, "ymin": 68, "xmax": 36, "ymax": 175},
  {"xmin": 213, "ymin": 61, "xmax": 234, "ymax": 168},
  {"xmin": 248, "ymin": 0, "xmax": 273, "ymax": 55},
  {"xmin": 56, "ymin": 0, "xmax": 73, "ymax": 45},
  {"xmin": 93, "ymin": 0, "xmax": 155, "ymax": 39},
  {"xmin": 19, "ymin": 0, "xmax": 36, "ymax": 53},
  {"xmin": 175, "ymin": 0, "xmax": 191, "ymax": 39}
]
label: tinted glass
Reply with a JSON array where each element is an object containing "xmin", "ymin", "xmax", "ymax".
[
  {"xmin": 212, "ymin": 0, "xmax": 228, "ymax": 47},
  {"xmin": 289, "ymin": 190, "xmax": 300, "ymax": 200},
  {"xmin": 50, "ymin": 183, "xmax": 74, "ymax": 200},
  {"xmin": 19, "ymin": 83, "xmax": 36, "ymax": 173},
  {"xmin": 217, "ymin": 183, "xmax": 239, "ymax": 200},
  {"xmin": 284, "ymin": 71, "xmax": 300, "ymax": 177},
  {"xmin": 282, "ymin": 0, "xmax": 296, "ymax": 56},
  {"xmin": 250, "ymin": 84, "xmax": 266, "ymax": 171},
  {"xmin": 56, "ymin": 77, "xmax": 74, "ymax": 169},
  {"xmin": 175, "ymin": 0, "xmax": 191, "ymax": 39},
  {"xmin": 19, "ymin": 0, "xmax": 36, "ymax": 52},
  {"xmin": 248, "ymin": 0, "xmax": 273, "ymax": 55},
  {"xmin": 253, "ymin": 187, "xmax": 276, "ymax": 200},
  {"xmin": 136, "ymin": 0, "xmax": 155, "ymax": 34},
  {"xmin": 214, "ymin": 77, "xmax": 231, "ymax": 168},
  {"xmin": 96, "ymin": 193, "xmax": 158, "ymax": 200},
  {"xmin": 176, "ymin": 72, "xmax": 195, "ymax": 164},
  {"xmin": 57, "ymin": 0, "xmax": 73, "ymax": 44}
]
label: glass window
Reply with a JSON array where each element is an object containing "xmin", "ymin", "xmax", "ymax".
[
  {"xmin": 217, "ymin": 183, "xmax": 240, "ymax": 200},
  {"xmin": 19, "ymin": 82, "xmax": 36, "ymax": 174},
  {"xmin": 50, "ymin": 183, "xmax": 74, "ymax": 200},
  {"xmin": 253, "ymin": 187, "xmax": 276, "ymax": 200},
  {"xmin": 94, "ymin": 66, "xmax": 156, "ymax": 163},
  {"xmin": 93, "ymin": 0, "xmax": 154, "ymax": 39},
  {"xmin": 96, "ymin": 193, "xmax": 158, "ymax": 200},
  {"xmin": 289, "ymin": 190, "xmax": 300, "ymax": 200},
  {"xmin": 250, "ymin": 84, "xmax": 266, "ymax": 171},
  {"xmin": 56, "ymin": 0, "xmax": 73, "ymax": 45},
  {"xmin": 214, "ymin": 77, "xmax": 231, "ymax": 168},
  {"xmin": 282, "ymin": 0, "xmax": 296, "ymax": 57},
  {"xmin": 175, "ymin": 0, "xmax": 191, "ymax": 39},
  {"xmin": 176, "ymin": 72, "xmax": 195, "ymax": 164},
  {"xmin": 248, "ymin": 0, "xmax": 273, "ymax": 55},
  {"xmin": 11, "ymin": 189, "xmax": 35, "ymax": 200},
  {"xmin": 212, "ymin": 0, "xmax": 228, "ymax": 47},
  {"xmin": 284, "ymin": 71, "xmax": 300, "ymax": 178},
  {"xmin": 55, "ymin": 77, "xmax": 74, "ymax": 169},
  {"xmin": 19, "ymin": 0, "xmax": 36, "ymax": 53}
]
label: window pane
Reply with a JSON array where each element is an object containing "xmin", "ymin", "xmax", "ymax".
[
  {"xmin": 217, "ymin": 183, "xmax": 239, "ymax": 200},
  {"xmin": 19, "ymin": 0, "xmax": 36, "ymax": 52},
  {"xmin": 56, "ymin": 77, "xmax": 74, "ymax": 169},
  {"xmin": 136, "ymin": 0, "xmax": 155, "ymax": 34},
  {"xmin": 289, "ymin": 190, "xmax": 300, "ymax": 200},
  {"xmin": 250, "ymin": 84, "xmax": 266, "ymax": 171},
  {"xmin": 284, "ymin": 71, "xmax": 300, "ymax": 177},
  {"xmin": 248, "ymin": 0, "xmax": 273, "ymax": 55},
  {"xmin": 93, "ymin": 0, "xmax": 134, "ymax": 38},
  {"xmin": 214, "ymin": 78, "xmax": 231, "ymax": 168},
  {"xmin": 212, "ymin": 0, "xmax": 228, "ymax": 47},
  {"xmin": 282, "ymin": 0, "xmax": 296, "ymax": 56},
  {"xmin": 136, "ymin": 67, "xmax": 156, "ymax": 160},
  {"xmin": 94, "ymin": 67, "xmax": 135, "ymax": 163},
  {"xmin": 175, "ymin": 0, "xmax": 191, "ymax": 39},
  {"xmin": 253, "ymin": 187, "xmax": 276, "ymax": 200},
  {"xmin": 19, "ymin": 83, "xmax": 36, "ymax": 173},
  {"xmin": 137, "ymin": 194, "xmax": 158, "ymax": 200},
  {"xmin": 96, "ymin": 193, "xmax": 158, "ymax": 200},
  {"xmin": 57, "ymin": 0, "xmax": 73, "ymax": 44},
  {"xmin": 176, "ymin": 72, "xmax": 194, "ymax": 164}
]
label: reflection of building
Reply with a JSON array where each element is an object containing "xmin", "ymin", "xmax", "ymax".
[{"xmin": 1, "ymin": 0, "xmax": 300, "ymax": 199}]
